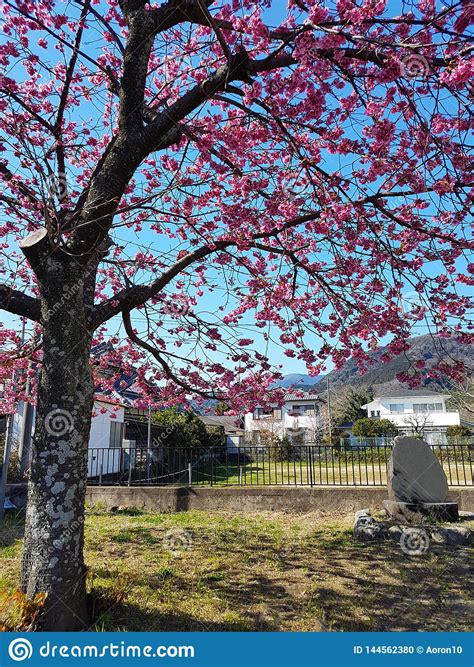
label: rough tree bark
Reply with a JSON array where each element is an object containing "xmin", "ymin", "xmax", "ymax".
[{"xmin": 19, "ymin": 230, "xmax": 95, "ymax": 630}]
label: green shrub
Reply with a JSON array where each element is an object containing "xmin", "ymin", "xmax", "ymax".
[
  {"xmin": 352, "ymin": 418, "xmax": 380, "ymax": 438},
  {"xmin": 377, "ymin": 419, "xmax": 399, "ymax": 437},
  {"xmin": 152, "ymin": 408, "xmax": 223, "ymax": 449},
  {"xmin": 446, "ymin": 424, "xmax": 472, "ymax": 443},
  {"xmin": 268, "ymin": 435, "xmax": 293, "ymax": 462},
  {"xmin": 352, "ymin": 417, "xmax": 398, "ymax": 438}
]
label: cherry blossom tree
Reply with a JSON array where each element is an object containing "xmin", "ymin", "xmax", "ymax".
[{"xmin": 0, "ymin": 0, "xmax": 472, "ymax": 629}]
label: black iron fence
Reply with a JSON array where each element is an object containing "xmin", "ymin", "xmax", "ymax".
[{"xmin": 87, "ymin": 441, "xmax": 473, "ymax": 487}]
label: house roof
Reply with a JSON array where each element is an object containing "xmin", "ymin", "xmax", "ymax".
[
  {"xmin": 284, "ymin": 391, "xmax": 324, "ymax": 402},
  {"xmin": 95, "ymin": 396, "xmax": 127, "ymax": 409},
  {"xmin": 373, "ymin": 389, "xmax": 449, "ymax": 399},
  {"xmin": 200, "ymin": 415, "xmax": 244, "ymax": 433},
  {"xmin": 92, "ymin": 343, "xmax": 159, "ymax": 404}
]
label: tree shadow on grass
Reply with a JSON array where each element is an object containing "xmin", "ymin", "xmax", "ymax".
[
  {"xmin": 282, "ymin": 533, "xmax": 473, "ymax": 632},
  {"xmin": 86, "ymin": 521, "xmax": 472, "ymax": 633},
  {"xmin": 91, "ymin": 599, "xmax": 261, "ymax": 631},
  {"xmin": 88, "ymin": 564, "xmax": 314, "ymax": 632}
]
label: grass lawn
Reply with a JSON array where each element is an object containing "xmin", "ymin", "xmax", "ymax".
[
  {"xmin": 0, "ymin": 508, "xmax": 472, "ymax": 632},
  {"xmin": 191, "ymin": 460, "xmax": 472, "ymax": 487}
]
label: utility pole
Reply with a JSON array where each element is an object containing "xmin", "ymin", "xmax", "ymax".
[
  {"xmin": 17, "ymin": 401, "xmax": 34, "ymax": 478},
  {"xmin": 0, "ymin": 322, "xmax": 26, "ymax": 520},
  {"xmin": 0, "ymin": 412, "xmax": 14, "ymax": 520},
  {"xmin": 17, "ymin": 331, "xmax": 38, "ymax": 478},
  {"xmin": 146, "ymin": 404, "xmax": 152, "ymax": 481},
  {"xmin": 326, "ymin": 376, "xmax": 332, "ymax": 441}
]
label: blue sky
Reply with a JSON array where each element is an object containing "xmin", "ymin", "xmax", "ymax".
[{"xmin": 1, "ymin": 0, "xmax": 470, "ymax": 379}]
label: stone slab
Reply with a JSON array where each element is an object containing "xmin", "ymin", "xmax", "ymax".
[
  {"xmin": 387, "ymin": 436, "xmax": 449, "ymax": 503},
  {"xmin": 354, "ymin": 517, "xmax": 472, "ymax": 546},
  {"xmin": 383, "ymin": 499, "xmax": 459, "ymax": 524}
]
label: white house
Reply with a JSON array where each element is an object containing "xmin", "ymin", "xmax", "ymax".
[
  {"xmin": 245, "ymin": 391, "xmax": 325, "ymax": 444},
  {"xmin": 9, "ymin": 397, "xmax": 127, "ymax": 479},
  {"xmin": 87, "ymin": 399, "xmax": 126, "ymax": 478},
  {"xmin": 361, "ymin": 389, "xmax": 460, "ymax": 444}
]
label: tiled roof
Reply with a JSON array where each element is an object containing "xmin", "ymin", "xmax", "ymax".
[
  {"xmin": 284, "ymin": 391, "xmax": 323, "ymax": 401},
  {"xmin": 374, "ymin": 389, "xmax": 449, "ymax": 398}
]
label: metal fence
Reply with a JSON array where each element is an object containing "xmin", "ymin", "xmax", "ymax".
[{"xmin": 87, "ymin": 441, "xmax": 473, "ymax": 487}]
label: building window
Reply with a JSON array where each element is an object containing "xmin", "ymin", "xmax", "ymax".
[
  {"xmin": 389, "ymin": 404, "xmax": 404, "ymax": 413},
  {"xmin": 272, "ymin": 408, "xmax": 282, "ymax": 419},
  {"xmin": 254, "ymin": 407, "xmax": 272, "ymax": 419},
  {"xmin": 413, "ymin": 403, "xmax": 443, "ymax": 413},
  {"xmin": 109, "ymin": 421, "xmax": 124, "ymax": 448},
  {"xmin": 370, "ymin": 410, "xmax": 380, "ymax": 417},
  {"xmin": 291, "ymin": 404, "xmax": 318, "ymax": 415},
  {"xmin": 413, "ymin": 403, "xmax": 428, "ymax": 412}
]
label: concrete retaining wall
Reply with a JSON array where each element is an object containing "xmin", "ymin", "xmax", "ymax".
[
  {"xmin": 85, "ymin": 485, "xmax": 474, "ymax": 514},
  {"xmin": 8, "ymin": 483, "xmax": 473, "ymax": 514}
]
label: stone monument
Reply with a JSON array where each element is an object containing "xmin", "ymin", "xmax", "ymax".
[{"xmin": 383, "ymin": 435, "xmax": 458, "ymax": 523}]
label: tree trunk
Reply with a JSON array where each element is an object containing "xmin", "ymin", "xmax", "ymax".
[{"xmin": 20, "ymin": 237, "xmax": 95, "ymax": 630}]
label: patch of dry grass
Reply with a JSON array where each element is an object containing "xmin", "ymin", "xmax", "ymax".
[{"xmin": 0, "ymin": 508, "xmax": 472, "ymax": 632}]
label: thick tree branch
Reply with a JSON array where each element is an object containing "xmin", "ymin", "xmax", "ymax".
[
  {"xmin": 118, "ymin": 5, "xmax": 155, "ymax": 130},
  {"xmin": 91, "ymin": 210, "xmax": 323, "ymax": 328},
  {"xmin": 0, "ymin": 285, "xmax": 41, "ymax": 321},
  {"xmin": 117, "ymin": 2, "xmax": 217, "ymax": 129}
]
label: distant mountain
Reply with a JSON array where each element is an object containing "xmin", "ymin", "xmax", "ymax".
[
  {"xmin": 193, "ymin": 335, "xmax": 471, "ymax": 416},
  {"xmin": 276, "ymin": 373, "xmax": 319, "ymax": 388},
  {"xmin": 278, "ymin": 335, "xmax": 472, "ymax": 394}
]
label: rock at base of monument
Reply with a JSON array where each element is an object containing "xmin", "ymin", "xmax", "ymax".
[
  {"xmin": 354, "ymin": 522, "xmax": 388, "ymax": 541},
  {"xmin": 353, "ymin": 509, "xmax": 388, "ymax": 541},
  {"xmin": 387, "ymin": 524, "xmax": 403, "ymax": 541},
  {"xmin": 430, "ymin": 526, "xmax": 472, "ymax": 546},
  {"xmin": 383, "ymin": 499, "xmax": 459, "ymax": 524}
]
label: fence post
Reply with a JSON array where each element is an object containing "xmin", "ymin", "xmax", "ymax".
[
  {"xmin": 188, "ymin": 462, "xmax": 192, "ymax": 486},
  {"xmin": 99, "ymin": 463, "xmax": 103, "ymax": 487},
  {"xmin": 308, "ymin": 446, "xmax": 313, "ymax": 487},
  {"xmin": 239, "ymin": 467, "xmax": 243, "ymax": 486},
  {"xmin": 128, "ymin": 461, "xmax": 132, "ymax": 487}
]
